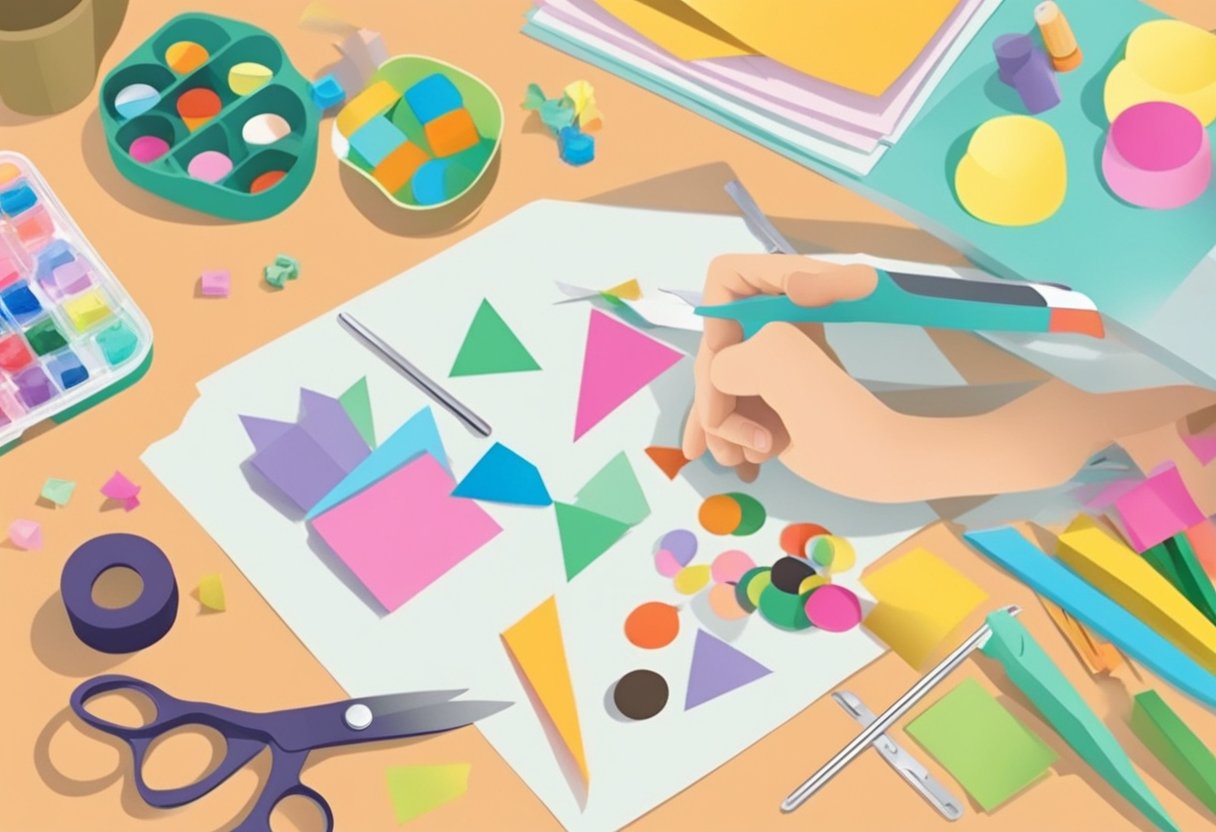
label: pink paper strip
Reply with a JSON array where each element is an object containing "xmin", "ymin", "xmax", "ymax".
[{"xmin": 1114, "ymin": 464, "xmax": 1204, "ymax": 552}]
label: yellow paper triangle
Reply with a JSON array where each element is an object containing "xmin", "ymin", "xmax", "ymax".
[
  {"xmin": 603, "ymin": 279, "xmax": 642, "ymax": 301},
  {"xmin": 501, "ymin": 597, "xmax": 589, "ymax": 782},
  {"xmin": 198, "ymin": 574, "xmax": 226, "ymax": 612}
]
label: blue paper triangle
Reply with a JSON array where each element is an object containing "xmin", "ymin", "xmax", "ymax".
[
  {"xmin": 452, "ymin": 442, "xmax": 551, "ymax": 506},
  {"xmin": 306, "ymin": 407, "xmax": 448, "ymax": 519}
]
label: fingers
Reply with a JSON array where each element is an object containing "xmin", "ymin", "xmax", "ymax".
[
  {"xmin": 786, "ymin": 263, "xmax": 878, "ymax": 308},
  {"xmin": 711, "ymin": 412, "xmax": 773, "ymax": 456},
  {"xmin": 681, "ymin": 409, "xmax": 707, "ymax": 460}
]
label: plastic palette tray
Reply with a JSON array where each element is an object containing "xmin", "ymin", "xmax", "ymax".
[
  {"xmin": 99, "ymin": 13, "xmax": 318, "ymax": 221},
  {"xmin": 331, "ymin": 56, "xmax": 503, "ymax": 210},
  {"xmin": 0, "ymin": 152, "xmax": 153, "ymax": 451}
]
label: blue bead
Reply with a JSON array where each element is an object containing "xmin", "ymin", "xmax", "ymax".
[
  {"xmin": 48, "ymin": 350, "xmax": 89, "ymax": 389},
  {"xmin": 1, "ymin": 282, "xmax": 42, "ymax": 322},
  {"xmin": 411, "ymin": 159, "xmax": 452, "ymax": 205},
  {"xmin": 558, "ymin": 127, "xmax": 595, "ymax": 166},
  {"xmin": 404, "ymin": 74, "xmax": 462, "ymax": 124},
  {"xmin": 311, "ymin": 74, "xmax": 345, "ymax": 109},
  {"xmin": 349, "ymin": 118, "xmax": 407, "ymax": 167},
  {"xmin": 0, "ymin": 183, "xmax": 36, "ymax": 216}
]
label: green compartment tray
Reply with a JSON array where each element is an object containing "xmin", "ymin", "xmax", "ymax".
[{"xmin": 98, "ymin": 13, "xmax": 318, "ymax": 221}]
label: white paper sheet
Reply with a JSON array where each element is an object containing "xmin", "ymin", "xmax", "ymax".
[{"xmin": 145, "ymin": 202, "xmax": 951, "ymax": 831}]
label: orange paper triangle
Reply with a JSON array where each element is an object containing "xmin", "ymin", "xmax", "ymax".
[
  {"xmin": 645, "ymin": 446, "xmax": 689, "ymax": 480},
  {"xmin": 501, "ymin": 596, "xmax": 589, "ymax": 783}
]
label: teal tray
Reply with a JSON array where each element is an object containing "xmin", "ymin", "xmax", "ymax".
[{"xmin": 98, "ymin": 13, "xmax": 318, "ymax": 221}]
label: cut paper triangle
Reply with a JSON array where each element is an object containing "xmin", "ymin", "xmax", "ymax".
[
  {"xmin": 685, "ymin": 629, "xmax": 771, "ymax": 710},
  {"xmin": 574, "ymin": 451, "xmax": 649, "ymax": 525},
  {"xmin": 601, "ymin": 278, "xmax": 642, "ymax": 301},
  {"xmin": 645, "ymin": 446, "xmax": 690, "ymax": 480},
  {"xmin": 450, "ymin": 299, "xmax": 541, "ymax": 377},
  {"xmin": 385, "ymin": 763, "xmax": 471, "ymax": 824},
  {"xmin": 453, "ymin": 442, "xmax": 552, "ymax": 506},
  {"xmin": 555, "ymin": 501, "xmax": 631, "ymax": 580},
  {"xmin": 299, "ymin": 388, "xmax": 371, "ymax": 470},
  {"xmin": 306, "ymin": 407, "xmax": 447, "ymax": 519},
  {"xmin": 240, "ymin": 414, "xmax": 294, "ymax": 450},
  {"xmin": 574, "ymin": 310, "xmax": 682, "ymax": 440},
  {"xmin": 339, "ymin": 377, "xmax": 376, "ymax": 449},
  {"xmin": 501, "ymin": 596, "xmax": 589, "ymax": 783}
]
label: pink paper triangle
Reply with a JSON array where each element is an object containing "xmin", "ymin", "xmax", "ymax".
[{"xmin": 574, "ymin": 310, "xmax": 682, "ymax": 440}]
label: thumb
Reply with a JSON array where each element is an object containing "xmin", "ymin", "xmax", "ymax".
[{"xmin": 785, "ymin": 263, "xmax": 878, "ymax": 308}]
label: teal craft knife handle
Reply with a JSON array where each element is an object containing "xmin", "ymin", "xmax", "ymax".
[
  {"xmin": 982, "ymin": 610, "xmax": 1178, "ymax": 832},
  {"xmin": 695, "ymin": 269, "xmax": 1064, "ymax": 338}
]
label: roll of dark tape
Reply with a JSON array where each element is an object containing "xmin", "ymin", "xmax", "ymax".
[{"xmin": 60, "ymin": 533, "xmax": 178, "ymax": 654}]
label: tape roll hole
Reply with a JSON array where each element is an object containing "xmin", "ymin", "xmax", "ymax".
[{"xmin": 91, "ymin": 566, "xmax": 144, "ymax": 609}]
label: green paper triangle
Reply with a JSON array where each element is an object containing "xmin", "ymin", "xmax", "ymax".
[
  {"xmin": 385, "ymin": 763, "xmax": 471, "ymax": 824},
  {"xmin": 574, "ymin": 451, "xmax": 649, "ymax": 526},
  {"xmin": 555, "ymin": 501, "xmax": 631, "ymax": 581},
  {"xmin": 450, "ymin": 300, "xmax": 541, "ymax": 377},
  {"xmin": 338, "ymin": 377, "xmax": 376, "ymax": 449}
]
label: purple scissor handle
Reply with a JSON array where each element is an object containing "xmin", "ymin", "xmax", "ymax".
[{"xmin": 71, "ymin": 674, "xmax": 511, "ymax": 831}]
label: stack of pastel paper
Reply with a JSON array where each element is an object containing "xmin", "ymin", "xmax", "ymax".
[
  {"xmin": 523, "ymin": 0, "xmax": 1002, "ymax": 175},
  {"xmin": 241, "ymin": 382, "xmax": 501, "ymax": 612}
]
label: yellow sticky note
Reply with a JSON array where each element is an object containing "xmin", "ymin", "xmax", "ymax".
[
  {"xmin": 198, "ymin": 573, "xmax": 226, "ymax": 612},
  {"xmin": 1105, "ymin": 20, "xmax": 1216, "ymax": 125},
  {"xmin": 602, "ymin": 279, "xmax": 641, "ymax": 301},
  {"xmin": 386, "ymin": 763, "xmax": 470, "ymax": 824},
  {"xmin": 955, "ymin": 116, "xmax": 1066, "ymax": 226},
  {"xmin": 501, "ymin": 597, "xmax": 589, "ymax": 783},
  {"xmin": 675, "ymin": 0, "xmax": 960, "ymax": 96},
  {"xmin": 861, "ymin": 548, "xmax": 988, "ymax": 669},
  {"xmin": 595, "ymin": 0, "xmax": 751, "ymax": 61},
  {"xmin": 1057, "ymin": 525, "xmax": 1216, "ymax": 674}
]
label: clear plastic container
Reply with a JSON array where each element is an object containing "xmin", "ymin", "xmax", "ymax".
[{"xmin": 0, "ymin": 151, "xmax": 153, "ymax": 447}]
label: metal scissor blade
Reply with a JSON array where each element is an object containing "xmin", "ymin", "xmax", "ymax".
[
  {"xmin": 388, "ymin": 700, "xmax": 513, "ymax": 737},
  {"xmin": 833, "ymin": 691, "xmax": 964, "ymax": 821},
  {"xmin": 725, "ymin": 180, "xmax": 798, "ymax": 255},
  {"xmin": 359, "ymin": 689, "xmax": 469, "ymax": 710}
]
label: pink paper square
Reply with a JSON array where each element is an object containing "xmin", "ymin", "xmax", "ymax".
[
  {"xmin": 310, "ymin": 453, "xmax": 501, "ymax": 612},
  {"xmin": 1114, "ymin": 464, "xmax": 1204, "ymax": 552}
]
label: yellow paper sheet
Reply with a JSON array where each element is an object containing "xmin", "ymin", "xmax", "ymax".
[
  {"xmin": 674, "ymin": 0, "xmax": 960, "ymax": 96},
  {"xmin": 595, "ymin": 0, "xmax": 751, "ymax": 60},
  {"xmin": 385, "ymin": 763, "xmax": 471, "ymax": 824},
  {"xmin": 862, "ymin": 548, "xmax": 988, "ymax": 669},
  {"xmin": 501, "ymin": 596, "xmax": 589, "ymax": 783},
  {"xmin": 1056, "ymin": 525, "xmax": 1216, "ymax": 674}
]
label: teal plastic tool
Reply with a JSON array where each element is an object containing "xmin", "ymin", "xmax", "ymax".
[
  {"xmin": 694, "ymin": 268, "xmax": 1105, "ymax": 339},
  {"xmin": 964, "ymin": 527, "xmax": 1216, "ymax": 708},
  {"xmin": 98, "ymin": 13, "xmax": 318, "ymax": 221},
  {"xmin": 982, "ymin": 610, "xmax": 1177, "ymax": 832}
]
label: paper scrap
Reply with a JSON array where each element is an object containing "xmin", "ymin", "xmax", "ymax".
[
  {"xmin": 644, "ymin": 446, "xmax": 689, "ymax": 480},
  {"xmin": 907, "ymin": 678, "xmax": 1057, "ymax": 811},
  {"xmin": 1130, "ymin": 689, "xmax": 1216, "ymax": 813},
  {"xmin": 861, "ymin": 548, "xmax": 988, "ymax": 669},
  {"xmin": 1057, "ymin": 522, "xmax": 1216, "ymax": 674},
  {"xmin": 1114, "ymin": 464, "xmax": 1205, "ymax": 552},
  {"xmin": 574, "ymin": 310, "xmax": 682, "ymax": 440},
  {"xmin": 450, "ymin": 299, "xmax": 541, "ymax": 377},
  {"xmin": 555, "ymin": 502, "xmax": 631, "ymax": 581},
  {"xmin": 501, "ymin": 596, "xmax": 588, "ymax": 783},
  {"xmin": 339, "ymin": 377, "xmax": 377, "ymax": 450},
  {"xmin": 1144, "ymin": 535, "xmax": 1216, "ymax": 625},
  {"xmin": 8, "ymin": 518, "xmax": 42, "ymax": 550},
  {"xmin": 574, "ymin": 452, "xmax": 649, "ymax": 526},
  {"xmin": 453, "ymin": 442, "xmax": 551, "ymax": 506},
  {"xmin": 311, "ymin": 453, "xmax": 502, "ymax": 612},
  {"xmin": 601, "ymin": 279, "xmax": 639, "ymax": 301},
  {"xmin": 386, "ymin": 763, "xmax": 471, "ymax": 824},
  {"xmin": 684, "ymin": 629, "xmax": 771, "ymax": 710},
  {"xmin": 40, "ymin": 477, "xmax": 76, "ymax": 507},
  {"xmin": 198, "ymin": 574, "xmax": 226, "ymax": 612},
  {"xmin": 1037, "ymin": 593, "xmax": 1123, "ymax": 675},
  {"xmin": 307, "ymin": 407, "xmax": 447, "ymax": 520},
  {"xmin": 100, "ymin": 471, "xmax": 141, "ymax": 511},
  {"xmin": 299, "ymin": 388, "xmax": 370, "ymax": 470}
]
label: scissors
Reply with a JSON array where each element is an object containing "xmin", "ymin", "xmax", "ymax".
[{"xmin": 71, "ymin": 674, "xmax": 511, "ymax": 831}]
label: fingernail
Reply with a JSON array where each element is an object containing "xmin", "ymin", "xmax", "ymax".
[{"xmin": 753, "ymin": 428, "xmax": 771, "ymax": 452}]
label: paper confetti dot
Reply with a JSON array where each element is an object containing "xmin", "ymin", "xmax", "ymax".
[
  {"xmin": 613, "ymin": 669, "xmax": 669, "ymax": 720},
  {"xmin": 809, "ymin": 535, "xmax": 857, "ymax": 573},
  {"xmin": 654, "ymin": 548, "xmax": 683, "ymax": 578},
  {"xmin": 743, "ymin": 567, "xmax": 772, "ymax": 608},
  {"xmin": 726, "ymin": 492, "xmax": 766, "ymax": 536},
  {"xmin": 804, "ymin": 585, "xmax": 862, "ymax": 632},
  {"xmin": 673, "ymin": 564, "xmax": 711, "ymax": 595},
  {"xmin": 771, "ymin": 556, "xmax": 816, "ymax": 593},
  {"xmin": 798, "ymin": 575, "xmax": 831, "ymax": 595},
  {"xmin": 710, "ymin": 549, "xmax": 754, "ymax": 584},
  {"xmin": 781, "ymin": 522, "xmax": 831, "ymax": 557},
  {"xmin": 699, "ymin": 494, "xmax": 742, "ymax": 535},
  {"xmin": 708, "ymin": 583, "xmax": 749, "ymax": 620},
  {"xmin": 659, "ymin": 529, "xmax": 697, "ymax": 563},
  {"xmin": 625, "ymin": 601, "xmax": 679, "ymax": 649},
  {"xmin": 759, "ymin": 584, "xmax": 811, "ymax": 630}
]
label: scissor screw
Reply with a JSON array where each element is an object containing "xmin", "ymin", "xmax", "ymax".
[{"xmin": 344, "ymin": 704, "xmax": 373, "ymax": 730}]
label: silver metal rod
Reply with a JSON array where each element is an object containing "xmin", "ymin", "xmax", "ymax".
[
  {"xmin": 338, "ymin": 312, "xmax": 492, "ymax": 438},
  {"xmin": 725, "ymin": 180, "xmax": 798, "ymax": 255},
  {"xmin": 781, "ymin": 604, "xmax": 1021, "ymax": 813}
]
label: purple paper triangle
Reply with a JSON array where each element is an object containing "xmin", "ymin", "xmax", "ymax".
[
  {"xmin": 298, "ymin": 388, "xmax": 371, "ymax": 472},
  {"xmin": 684, "ymin": 629, "xmax": 771, "ymax": 710},
  {"xmin": 240, "ymin": 414, "xmax": 294, "ymax": 450}
]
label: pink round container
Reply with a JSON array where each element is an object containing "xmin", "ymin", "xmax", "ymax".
[{"xmin": 1102, "ymin": 101, "xmax": 1211, "ymax": 209}]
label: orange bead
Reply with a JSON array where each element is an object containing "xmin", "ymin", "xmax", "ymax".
[
  {"xmin": 372, "ymin": 141, "xmax": 430, "ymax": 193},
  {"xmin": 249, "ymin": 170, "xmax": 286, "ymax": 194},
  {"xmin": 424, "ymin": 108, "xmax": 479, "ymax": 158}
]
